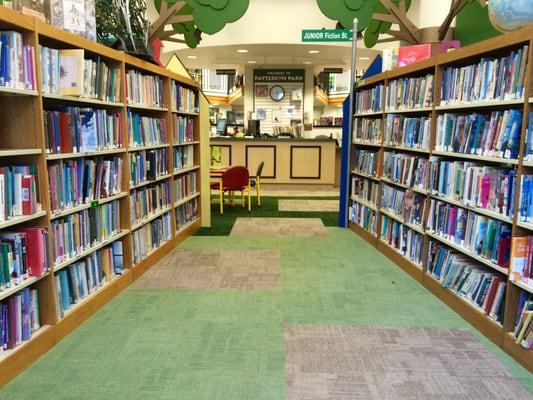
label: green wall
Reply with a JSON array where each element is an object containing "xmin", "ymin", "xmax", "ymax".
[{"xmin": 454, "ymin": 2, "xmax": 501, "ymax": 46}]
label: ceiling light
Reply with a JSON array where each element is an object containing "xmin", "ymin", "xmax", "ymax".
[
  {"xmin": 237, "ymin": 49, "xmax": 248, "ymax": 53},
  {"xmin": 303, "ymin": 61, "xmax": 312, "ymax": 64},
  {"xmin": 359, "ymin": 57, "xmax": 370, "ymax": 60},
  {"xmin": 248, "ymin": 60, "xmax": 257, "ymax": 64},
  {"xmin": 187, "ymin": 55, "xmax": 198, "ymax": 59},
  {"xmin": 308, "ymin": 50, "xmax": 320, "ymax": 54}
]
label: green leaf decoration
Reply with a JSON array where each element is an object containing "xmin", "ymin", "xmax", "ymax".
[
  {"xmin": 187, "ymin": 0, "xmax": 250, "ymax": 34},
  {"xmin": 364, "ymin": 29, "xmax": 379, "ymax": 47},
  {"xmin": 316, "ymin": 0, "xmax": 379, "ymax": 31}
]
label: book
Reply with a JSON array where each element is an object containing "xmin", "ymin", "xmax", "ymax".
[
  {"xmin": 129, "ymin": 148, "xmax": 169, "ymax": 187},
  {"xmin": 175, "ymin": 197, "xmax": 199, "ymax": 229},
  {"xmin": 0, "ymin": 165, "xmax": 39, "ymax": 222},
  {"xmin": 58, "ymin": 49, "xmax": 84, "ymax": 96},
  {"xmin": 355, "ymin": 84, "xmax": 383, "ymax": 114},
  {"xmin": 382, "ymin": 152, "xmax": 429, "ymax": 191},
  {"xmin": 174, "ymin": 145, "xmax": 194, "ymax": 171},
  {"xmin": 353, "ymin": 118, "xmax": 381, "ymax": 143},
  {"xmin": 126, "ymin": 70, "xmax": 164, "ymax": 108},
  {"xmin": 349, "ymin": 200, "xmax": 377, "ymax": 234},
  {"xmin": 130, "ymin": 180, "xmax": 171, "ymax": 227},
  {"xmin": 510, "ymin": 236, "xmax": 533, "ymax": 285},
  {"xmin": 386, "ymin": 74, "xmax": 433, "ymax": 110},
  {"xmin": 132, "ymin": 213, "xmax": 172, "ymax": 264},
  {"xmin": 172, "ymin": 83, "xmax": 198, "ymax": 113},
  {"xmin": 0, "ymin": 30, "xmax": 35, "ymax": 90},
  {"xmin": 384, "ymin": 114, "xmax": 431, "ymax": 150},
  {"xmin": 174, "ymin": 172, "xmax": 198, "ymax": 201},
  {"xmin": 173, "ymin": 115, "xmax": 196, "ymax": 144},
  {"xmin": 380, "ymin": 215, "xmax": 424, "ymax": 265},
  {"xmin": 128, "ymin": 111, "xmax": 168, "ymax": 148}
]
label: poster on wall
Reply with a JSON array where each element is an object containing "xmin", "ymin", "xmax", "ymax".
[
  {"xmin": 255, "ymin": 85, "xmax": 269, "ymax": 97},
  {"xmin": 272, "ymin": 108, "xmax": 282, "ymax": 123},
  {"xmin": 256, "ymin": 108, "xmax": 267, "ymax": 120},
  {"xmin": 291, "ymin": 88, "xmax": 303, "ymax": 101},
  {"xmin": 286, "ymin": 106, "xmax": 295, "ymax": 120}
]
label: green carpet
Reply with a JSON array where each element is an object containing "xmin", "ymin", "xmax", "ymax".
[
  {"xmin": 195, "ymin": 196, "xmax": 340, "ymax": 236},
  {"xmin": 1, "ymin": 229, "xmax": 532, "ymax": 399}
]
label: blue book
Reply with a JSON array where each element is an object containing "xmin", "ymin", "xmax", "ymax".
[
  {"xmin": 505, "ymin": 110, "xmax": 523, "ymax": 158},
  {"xmin": 21, "ymin": 288, "xmax": 31, "ymax": 341},
  {"xmin": 59, "ymin": 271, "xmax": 71, "ymax": 312},
  {"xmin": 80, "ymin": 109, "xmax": 97, "ymax": 152},
  {"xmin": 0, "ymin": 33, "xmax": 6, "ymax": 86},
  {"xmin": 474, "ymin": 217, "xmax": 488, "ymax": 254},
  {"xmin": 112, "ymin": 242, "xmax": 124, "ymax": 274}
]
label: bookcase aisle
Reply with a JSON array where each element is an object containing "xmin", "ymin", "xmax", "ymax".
[
  {"xmin": 348, "ymin": 28, "xmax": 533, "ymax": 371},
  {"xmin": 0, "ymin": 8, "xmax": 203, "ymax": 387}
]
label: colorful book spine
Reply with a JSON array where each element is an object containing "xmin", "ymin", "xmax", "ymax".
[
  {"xmin": 526, "ymin": 112, "xmax": 533, "ymax": 161},
  {"xmin": 355, "ymin": 84, "xmax": 383, "ymax": 114},
  {"xmin": 354, "ymin": 149, "xmax": 379, "ymax": 176},
  {"xmin": 173, "ymin": 115, "xmax": 195, "ymax": 144},
  {"xmin": 518, "ymin": 175, "xmax": 533, "ymax": 223},
  {"xmin": 130, "ymin": 180, "xmax": 171, "ymax": 227},
  {"xmin": 129, "ymin": 148, "xmax": 169, "ymax": 186},
  {"xmin": 127, "ymin": 111, "xmax": 167, "ymax": 148},
  {"xmin": 386, "ymin": 74, "xmax": 434, "ymax": 110},
  {"xmin": 54, "ymin": 244, "xmax": 123, "ymax": 318},
  {"xmin": 353, "ymin": 118, "xmax": 381, "ymax": 143},
  {"xmin": 427, "ymin": 241, "xmax": 507, "ymax": 323},
  {"xmin": 349, "ymin": 201, "xmax": 377, "ymax": 234},
  {"xmin": 435, "ymin": 110, "xmax": 522, "ymax": 158},
  {"xmin": 0, "ymin": 30, "xmax": 35, "ymax": 90},
  {"xmin": 126, "ymin": 70, "xmax": 164, "ymax": 108},
  {"xmin": 174, "ymin": 145, "xmax": 194, "ymax": 171},
  {"xmin": 429, "ymin": 158, "xmax": 516, "ymax": 218},
  {"xmin": 509, "ymin": 236, "xmax": 533, "ymax": 285},
  {"xmin": 175, "ymin": 197, "xmax": 199, "ymax": 229},
  {"xmin": 0, "ymin": 288, "xmax": 40, "ymax": 352},
  {"xmin": 513, "ymin": 291, "xmax": 533, "ymax": 349},
  {"xmin": 44, "ymin": 108, "xmax": 123, "ymax": 154},
  {"xmin": 174, "ymin": 172, "xmax": 198, "ymax": 201},
  {"xmin": 440, "ymin": 44, "xmax": 528, "ymax": 104},
  {"xmin": 382, "ymin": 152, "xmax": 429, "ymax": 191},
  {"xmin": 384, "ymin": 114, "xmax": 431, "ymax": 150},
  {"xmin": 48, "ymin": 157, "xmax": 123, "ymax": 213},
  {"xmin": 380, "ymin": 215, "xmax": 425, "ymax": 265},
  {"xmin": 351, "ymin": 176, "xmax": 379, "ymax": 206},
  {"xmin": 51, "ymin": 201, "xmax": 120, "ymax": 265},
  {"xmin": 0, "ymin": 165, "xmax": 39, "ymax": 222},
  {"xmin": 132, "ymin": 213, "xmax": 172, "ymax": 264},
  {"xmin": 427, "ymin": 199, "xmax": 512, "ymax": 268},
  {"xmin": 172, "ymin": 83, "xmax": 198, "ymax": 113},
  {"xmin": 381, "ymin": 184, "xmax": 426, "ymax": 227}
]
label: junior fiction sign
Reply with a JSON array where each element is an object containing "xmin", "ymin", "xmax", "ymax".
[{"xmin": 301, "ymin": 29, "xmax": 353, "ymax": 42}]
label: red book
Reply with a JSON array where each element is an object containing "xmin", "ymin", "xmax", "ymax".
[
  {"xmin": 21, "ymin": 175, "xmax": 34, "ymax": 215},
  {"xmin": 482, "ymin": 275, "xmax": 503, "ymax": 313},
  {"xmin": 7, "ymin": 297, "xmax": 16, "ymax": 350},
  {"xmin": 59, "ymin": 112, "xmax": 73, "ymax": 153},
  {"xmin": 19, "ymin": 228, "xmax": 46, "ymax": 277},
  {"xmin": 497, "ymin": 235, "xmax": 511, "ymax": 268}
]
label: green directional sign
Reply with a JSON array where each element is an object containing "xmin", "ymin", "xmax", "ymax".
[{"xmin": 301, "ymin": 29, "xmax": 353, "ymax": 42}]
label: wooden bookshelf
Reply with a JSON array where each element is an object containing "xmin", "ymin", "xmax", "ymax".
[
  {"xmin": 347, "ymin": 27, "xmax": 533, "ymax": 371},
  {"xmin": 0, "ymin": 10, "xmax": 204, "ymax": 388}
]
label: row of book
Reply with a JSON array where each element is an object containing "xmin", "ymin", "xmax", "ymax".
[
  {"xmin": 381, "ymin": 185, "xmax": 426, "ymax": 228},
  {"xmin": 429, "ymin": 160, "xmax": 516, "ymax": 218},
  {"xmin": 384, "ymin": 115, "xmax": 431, "ymax": 150},
  {"xmin": 514, "ymin": 292, "xmax": 533, "ymax": 349},
  {"xmin": 175, "ymin": 172, "xmax": 198, "ymax": 201},
  {"xmin": 1, "ymin": 288, "xmax": 40, "ymax": 352},
  {"xmin": 355, "ymin": 85, "xmax": 383, "ymax": 114},
  {"xmin": 40, "ymin": 47, "xmax": 121, "ymax": 101},
  {"xmin": 427, "ymin": 241, "xmax": 506, "ymax": 323},
  {"xmin": 48, "ymin": 157, "xmax": 123, "ymax": 213},
  {"xmin": 518, "ymin": 175, "xmax": 533, "ymax": 223},
  {"xmin": 382, "ymin": 152, "xmax": 429, "ymax": 192},
  {"xmin": 526, "ymin": 112, "xmax": 533, "ymax": 161},
  {"xmin": 51, "ymin": 201, "xmax": 120, "ymax": 265},
  {"xmin": 0, "ymin": 165, "xmax": 39, "ymax": 222},
  {"xmin": 440, "ymin": 45, "xmax": 528, "ymax": 104},
  {"xmin": 44, "ymin": 108, "xmax": 123, "ymax": 154},
  {"xmin": 353, "ymin": 118, "xmax": 381, "ymax": 143},
  {"xmin": 172, "ymin": 84, "xmax": 198, "ymax": 113},
  {"xmin": 0, "ymin": 228, "xmax": 49, "ymax": 291},
  {"xmin": 351, "ymin": 176, "xmax": 379, "ymax": 207},
  {"xmin": 427, "ymin": 199, "xmax": 511, "ymax": 269},
  {"xmin": 349, "ymin": 201, "xmax": 377, "ymax": 234},
  {"xmin": 132, "ymin": 213, "xmax": 172, "ymax": 264},
  {"xmin": 128, "ymin": 112, "xmax": 168, "ymax": 148},
  {"xmin": 510, "ymin": 236, "xmax": 533, "ymax": 285},
  {"xmin": 130, "ymin": 181, "xmax": 171, "ymax": 227},
  {"xmin": 381, "ymin": 215, "xmax": 424, "ymax": 265},
  {"xmin": 354, "ymin": 149, "xmax": 378, "ymax": 176},
  {"xmin": 174, "ymin": 115, "xmax": 195, "ymax": 144},
  {"xmin": 130, "ymin": 149, "xmax": 169, "ymax": 187},
  {"xmin": 435, "ymin": 110, "xmax": 522, "ymax": 159},
  {"xmin": 0, "ymin": 31, "xmax": 35, "ymax": 90},
  {"xmin": 126, "ymin": 70, "xmax": 164, "ymax": 108},
  {"xmin": 385, "ymin": 74, "xmax": 434, "ymax": 111},
  {"xmin": 174, "ymin": 145, "xmax": 194, "ymax": 171},
  {"xmin": 55, "ymin": 243, "xmax": 123, "ymax": 318},
  {"xmin": 175, "ymin": 198, "xmax": 199, "ymax": 230}
]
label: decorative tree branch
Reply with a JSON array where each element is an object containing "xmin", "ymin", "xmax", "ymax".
[
  {"xmin": 439, "ymin": 0, "xmax": 470, "ymax": 40},
  {"xmin": 149, "ymin": 1, "xmax": 189, "ymax": 42},
  {"xmin": 379, "ymin": 0, "xmax": 421, "ymax": 43}
]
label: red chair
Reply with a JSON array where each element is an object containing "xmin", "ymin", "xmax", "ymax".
[{"xmin": 210, "ymin": 166, "xmax": 251, "ymax": 214}]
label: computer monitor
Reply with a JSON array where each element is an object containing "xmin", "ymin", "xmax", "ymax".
[
  {"xmin": 216, "ymin": 118, "xmax": 227, "ymax": 135},
  {"xmin": 226, "ymin": 111, "xmax": 236, "ymax": 124}
]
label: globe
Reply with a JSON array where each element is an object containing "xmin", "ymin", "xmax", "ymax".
[{"xmin": 488, "ymin": 0, "xmax": 533, "ymax": 32}]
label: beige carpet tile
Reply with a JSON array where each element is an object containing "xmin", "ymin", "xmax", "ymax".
[
  {"xmin": 285, "ymin": 324, "xmax": 532, "ymax": 400},
  {"xmin": 230, "ymin": 217, "xmax": 328, "ymax": 236},
  {"xmin": 278, "ymin": 199, "xmax": 340, "ymax": 212},
  {"xmin": 133, "ymin": 249, "xmax": 281, "ymax": 291}
]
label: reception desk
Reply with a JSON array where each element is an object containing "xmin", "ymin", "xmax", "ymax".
[{"xmin": 210, "ymin": 137, "xmax": 338, "ymax": 185}]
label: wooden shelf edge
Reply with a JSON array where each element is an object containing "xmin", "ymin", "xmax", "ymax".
[
  {"xmin": 348, "ymin": 221, "xmax": 377, "ymax": 247},
  {"xmin": 376, "ymin": 239, "xmax": 424, "ymax": 283},
  {"xmin": 502, "ymin": 332, "xmax": 533, "ymax": 372},
  {"xmin": 0, "ymin": 210, "xmax": 47, "ymax": 230}
]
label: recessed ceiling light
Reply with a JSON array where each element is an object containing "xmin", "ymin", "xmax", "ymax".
[
  {"xmin": 237, "ymin": 49, "xmax": 248, "ymax": 53},
  {"xmin": 248, "ymin": 60, "xmax": 257, "ymax": 64},
  {"xmin": 303, "ymin": 61, "xmax": 312, "ymax": 64},
  {"xmin": 187, "ymin": 55, "xmax": 198, "ymax": 59},
  {"xmin": 359, "ymin": 57, "xmax": 370, "ymax": 60},
  {"xmin": 308, "ymin": 50, "xmax": 320, "ymax": 54}
]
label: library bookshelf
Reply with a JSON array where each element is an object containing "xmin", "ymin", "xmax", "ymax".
[
  {"xmin": 0, "ymin": 8, "xmax": 203, "ymax": 386},
  {"xmin": 348, "ymin": 27, "xmax": 533, "ymax": 371}
]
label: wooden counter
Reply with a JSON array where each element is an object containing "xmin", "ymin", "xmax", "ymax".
[{"xmin": 210, "ymin": 137, "xmax": 337, "ymax": 185}]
